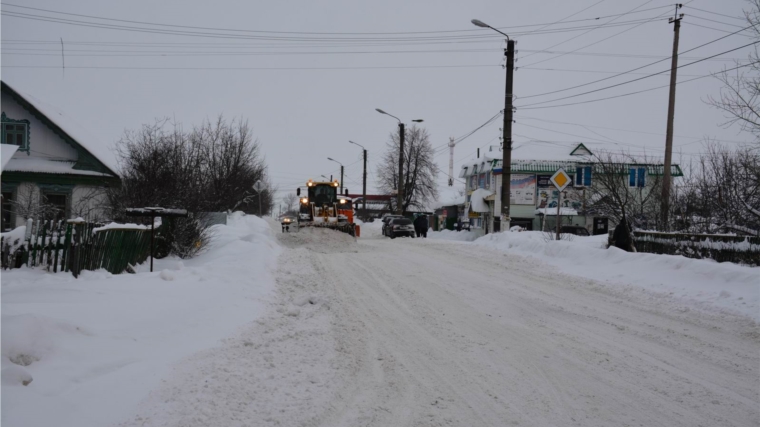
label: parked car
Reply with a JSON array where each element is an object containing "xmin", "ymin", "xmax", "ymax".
[
  {"xmin": 387, "ymin": 218, "xmax": 415, "ymax": 239},
  {"xmin": 381, "ymin": 215, "xmax": 404, "ymax": 236},
  {"xmin": 560, "ymin": 225, "xmax": 590, "ymax": 236}
]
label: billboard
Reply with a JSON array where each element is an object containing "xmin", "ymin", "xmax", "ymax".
[{"xmin": 510, "ymin": 174, "xmax": 536, "ymax": 205}]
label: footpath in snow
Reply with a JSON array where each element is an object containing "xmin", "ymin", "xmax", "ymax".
[
  {"xmin": 429, "ymin": 229, "xmax": 759, "ymax": 321},
  {"xmin": 1, "ymin": 213, "xmax": 280, "ymax": 427}
]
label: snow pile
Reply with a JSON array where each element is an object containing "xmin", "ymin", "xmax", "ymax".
[
  {"xmin": 429, "ymin": 228, "xmax": 483, "ymax": 242},
  {"xmin": 354, "ymin": 218, "xmax": 383, "ymax": 238},
  {"xmin": 472, "ymin": 231, "xmax": 759, "ymax": 320},
  {"xmin": 1, "ymin": 212, "xmax": 281, "ymax": 427}
]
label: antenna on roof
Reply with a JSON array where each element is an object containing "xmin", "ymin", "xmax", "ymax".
[{"xmin": 60, "ymin": 37, "xmax": 65, "ymax": 79}]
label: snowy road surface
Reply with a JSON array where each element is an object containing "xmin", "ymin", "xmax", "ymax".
[{"xmin": 122, "ymin": 227, "xmax": 759, "ymax": 427}]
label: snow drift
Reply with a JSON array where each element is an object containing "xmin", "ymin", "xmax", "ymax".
[{"xmin": 1, "ymin": 213, "xmax": 281, "ymax": 427}]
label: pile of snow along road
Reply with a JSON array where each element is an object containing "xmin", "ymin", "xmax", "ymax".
[
  {"xmin": 428, "ymin": 229, "xmax": 759, "ymax": 321},
  {"xmin": 1, "ymin": 213, "xmax": 280, "ymax": 427}
]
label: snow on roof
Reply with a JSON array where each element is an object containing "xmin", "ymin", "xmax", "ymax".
[
  {"xmin": 469, "ymin": 188, "xmax": 492, "ymax": 213},
  {"xmin": 429, "ymin": 184, "xmax": 465, "ymax": 210},
  {"xmin": 2, "ymin": 81, "xmax": 118, "ymax": 174},
  {"xmin": 3, "ymin": 157, "xmax": 114, "ymax": 177},
  {"xmin": 1, "ymin": 145, "xmax": 19, "ymax": 173}
]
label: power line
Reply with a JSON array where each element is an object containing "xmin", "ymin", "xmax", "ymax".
[
  {"xmin": 0, "ymin": 9, "xmax": 671, "ymax": 43},
  {"xmin": 517, "ymin": 41, "xmax": 760, "ymax": 108},
  {"xmin": 518, "ymin": 61, "xmax": 755, "ymax": 110},
  {"xmin": 519, "ymin": 23, "xmax": 755, "ymax": 99},
  {"xmin": 520, "ymin": 8, "xmax": 672, "ymax": 68},
  {"xmin": 688, "ymin": 6, "xmax": 747, "ymax": 21},
  {"xmin": 520, "ymin": 0, "xmax": 657, "ymax": 61},
  {"xmin": 1, "ymin": 64, "xmax": 499, "ymax": 71},
  {"xmin": 1, "ymin": 2, "xmax": 675, "ymax": 36}
]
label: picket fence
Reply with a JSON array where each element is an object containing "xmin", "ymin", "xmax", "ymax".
[
  {"xmin": 1, "ymin": 219, "xmax": 155, "ymax": 277},
  {"xmin": 633, "ymin": 231, "xmax": 760, "ymax": 266}
]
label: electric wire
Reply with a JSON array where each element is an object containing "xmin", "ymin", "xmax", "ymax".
[
  {"xmin": 519, "ymin": 23, "xmax": 754, "ymax": 99},
  {"xmin": 517, "ymin": 41, "xmax": 760, "ymax": 108}
]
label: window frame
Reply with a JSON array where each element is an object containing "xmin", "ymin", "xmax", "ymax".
[
  {"xmin": 628, "ymin": 167, "xmax": 647, "ymax": 188},
  {"xmin": 575, "ymin": 166, "xmax": 592, "ymax": 187},
  {"xmin": 1, "ymin": 113, "xmax": 31, "ymax": 153}
]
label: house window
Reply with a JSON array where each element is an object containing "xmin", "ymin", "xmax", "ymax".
[
  {"xmin": 629, "ymin": 167, "xmax": 647, "ymax": 188},
  {"xmin": 1, "ymin": 114, "xmax": 30, "ymax": 152},
  {"xmin": 43, "ymin": 193, "xmax": 69, "ymax": 222},
  {"xmin": 470, "ymin": 175, "xmax": 477, "ymax": 190},
  {"xmin": 478, "ymin": 173, "xmax": 486, "ymax": 188},
  {"xmin": 485, "ymin": 171, "xmax": 491, "ymax": 189},
  {"xmin": 575, "ymin": 166, "xmax": 592, "ymax": 187},
  {"xmin": 1, "ymin": 191, "xmax": 13, "ymax": 232}
]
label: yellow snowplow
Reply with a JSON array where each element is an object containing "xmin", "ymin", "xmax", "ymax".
[{"xmin": 296, "ymin": 179, "xmax": 356, "ymax": 236}]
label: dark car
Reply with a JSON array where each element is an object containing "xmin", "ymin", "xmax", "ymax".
[
  {"xmin": 560, "ymin": 225, "xmax": 590, "ymax": 236},
  {"xmin": 387, "ymin": 218, "xmax": 415, "ymax": 239},
  {"xmin": 381, "ymin": 215, "xmax": 403, "ymax": 236}
]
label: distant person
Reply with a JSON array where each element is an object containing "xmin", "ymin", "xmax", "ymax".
[
  {"xmin": 456, "ymin": 218, "xmax": 462, "ymax": 232},
  {"xmin": 413, "ymin": 214, "xmax": 422, "ymax": 238},
  {"xmin": 611, "ymin": 217, "xmax": 634, "ymax": 252},
  {"xmin": 419, "ymin": 215, "xmax": 428, "ymax": 238}
]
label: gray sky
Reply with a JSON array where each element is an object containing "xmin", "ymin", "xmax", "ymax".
[{"xmin": 1, "ymin": 0, "xmax": 756, "ymax": 201}]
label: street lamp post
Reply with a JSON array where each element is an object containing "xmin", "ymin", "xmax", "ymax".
[
  {"xmin": 349, "ymin": 140, "xmax": 368, "ymax": 221},
  {"xmin": 472, "ymin": 19, "xmax": 515, "ymax": 229},
  {"xmin": 327, "ymin": 157, "xmax": 344, "ymax": 194},
  {"xmin": 376, "ymin": 108, "xmax": 423, "ymax": 215}
]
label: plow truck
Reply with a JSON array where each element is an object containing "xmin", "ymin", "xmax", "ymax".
[{"xmin": 293, "ymin": 179, "xmax": 356, "ymax": 236}]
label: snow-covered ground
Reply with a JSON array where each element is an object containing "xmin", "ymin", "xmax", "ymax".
[
  {"xmin": 431, "ymin": 229, "xmax": 759, "ymax": 320},
  {"xmin": 3, "ymin": 219, "xmax": 758, "ymax": 426},
  {"xmin": 1, "ymin": 213, "xmax": 280, "ymax": 427}
]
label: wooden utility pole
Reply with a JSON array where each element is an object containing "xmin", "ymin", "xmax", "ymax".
[
  {"xmin": 362, "ymin": 148, "xmax": 367, "ymax": 220},
  {"xmin": 397, "ymin": 122, "xmax": 405, "ymax": 215},
  {"xmin": 502, "ymin": 39, "xmax": 515, "ymax": 228},
  {"xmin": 661, "ymin": 4, "xmax": 683, "ymax": 230}
]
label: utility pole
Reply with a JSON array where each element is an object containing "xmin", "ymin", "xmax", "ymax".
[
  {"xmin": 661, "ymin": 4, "xmax": 683, "ymax": 231},
  {"xmin": 471, "ymin": 19, "xmax": 515, "ymax": 232},
  {"xmin": 502, "ymin": 39, "xmax": 515, "ymax": 229},
  {"xmin": 397, "ymin": 122, "xmax": 405, "ymax": 215},
  {"xmin": 362, "ymin": 148, "xmax": 367, "ymax": 220},
  {"xmin": 448, "ymin": 137, "xmax": 455, "ymax": 186},
  {"xmin": 340, "ymin": 164, "xmax": 344, "ymax": 194}
]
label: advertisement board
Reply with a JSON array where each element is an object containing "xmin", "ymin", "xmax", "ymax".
[{"xmin": 510, "ymin": 174, "xmax": 536, "ymax": 205}]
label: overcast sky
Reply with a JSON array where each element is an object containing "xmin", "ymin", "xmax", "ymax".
[{"xmin": 2, "ymin": 0, "xmax": 756, "ymax": 201}]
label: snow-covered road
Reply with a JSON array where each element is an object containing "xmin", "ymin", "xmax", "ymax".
[{"xmin": 122, "ymin": 227, "xmax": 759, "ymax": 427}]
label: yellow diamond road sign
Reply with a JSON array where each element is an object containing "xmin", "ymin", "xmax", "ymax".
[{"xmin": 550, "ymin": 168, "xmax": 571, "ymax": 191}]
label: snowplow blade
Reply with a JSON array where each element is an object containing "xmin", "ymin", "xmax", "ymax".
[{"xmin": 300, "ymin": 221, "xmax": 356, "ymax": 237}]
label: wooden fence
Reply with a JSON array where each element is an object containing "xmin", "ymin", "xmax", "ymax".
[
  {"xmin": 1, "ymin": 219, "xmax": 155, "ymax": 277},
  {"xmin": 633, "ymin": 231, "xmax": 760, "ymax": 266}
]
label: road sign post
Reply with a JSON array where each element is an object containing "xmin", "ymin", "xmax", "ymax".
[
  {"xmin": 253, "ymin": 180, "xmax": 265, "ymax": 217},
  {"xmin": 549, "ymin": 169, "xmax": 571, "ymax": 241}
]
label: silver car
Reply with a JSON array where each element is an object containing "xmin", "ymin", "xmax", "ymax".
[{"xmin": 387, "ymin": 218, "xmax": 415, "ymax": 239}]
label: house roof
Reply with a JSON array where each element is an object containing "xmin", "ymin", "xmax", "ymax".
[
  {"xmin": 1, "ymin": 145, "xmax": 18, "ymax": 173},
  {"xmin": 3, "ymin": 157, "xmax": 114, "ymax": 177},
  {"xmin": 1, "ymin": 81, "xmax": 118, "ymax": 177}
]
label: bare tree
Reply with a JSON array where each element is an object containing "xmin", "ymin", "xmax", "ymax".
[
  {"xmin": 582, "ymin": 151, "xmax": 663, "ymax": 231},
  {"xmin": 376, "ymin": 125, "xmax": 439, "ymax": 213},
  {"xmin": 282, "ymin": 193, "xmax": 298, "ymax": 214},
  {"xmin": 108, "ymin": 116, "xmax": 272, "ymax": 257},
  {"xmin": 707, "ymin": 0, "xmax": 760, "ymax": 143}
]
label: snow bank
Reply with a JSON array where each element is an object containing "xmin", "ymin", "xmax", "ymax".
[
  {"xmin": 354, "ymin": 218, "xmax": 383, "ymax": 238},
  {"xmin": 1, "ymin": 212, "xmax": 281, "ymax": 427},
  {"xmin": 429, "ymin": 228, "xmax": 483, "ymax": 242},
  {"xmin": 472, "ymin": 231, "xmax": 759, "ymax": 320}
]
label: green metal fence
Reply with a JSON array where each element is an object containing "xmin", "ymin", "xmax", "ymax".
[
  {"xmin": 1, "ymin": 219, "xmax": 156, "ymax": 277},
  {"xmin": 633, "ymin": 231, "xmax": 760, "ymax": 266}
]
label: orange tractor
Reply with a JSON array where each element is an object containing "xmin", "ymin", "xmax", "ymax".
[{"xmin": 293, "ymin": 179, "xmax": 356, "ymax": 236}]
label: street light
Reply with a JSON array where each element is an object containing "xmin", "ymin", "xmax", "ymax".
[
  {"xmin": 472, "ymin": 18, "xmax": 515, "ymax": 230},
  {"xmin": 376, "ymin": 108, "xmax": 423, "ymax": 215},
  {"xmin": 349, "ymin": 140, "xmax": 368, "ymax": 221},
  {"xmin": 327, "ymin": 157, "xmax": 344, "ymax": 194}
]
